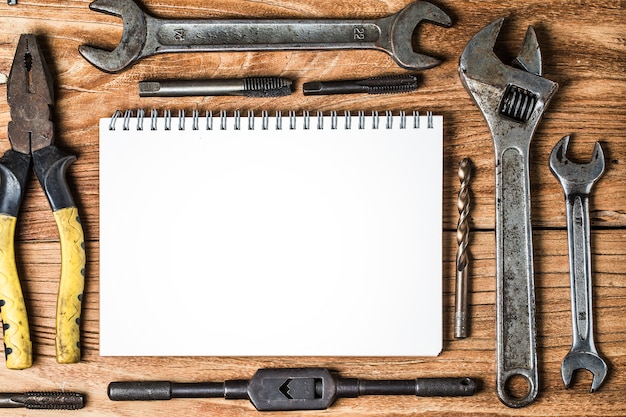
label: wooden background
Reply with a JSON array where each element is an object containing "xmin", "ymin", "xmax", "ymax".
[{"xmin": 0, "ymin": 0, "xmax": 624, "ymax": 415}]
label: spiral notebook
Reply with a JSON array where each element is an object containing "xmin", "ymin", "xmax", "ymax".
[{"xmin": 99, "ymin": 109, "xmax": 443, "ymax": 357}]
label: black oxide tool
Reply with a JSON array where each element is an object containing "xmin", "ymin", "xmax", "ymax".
[
  {"xmin": 0, "ymin": 391, "xmax": 85, "ymax": 410},
  {"xmin": 108, "ymin": 368, "xmax": 477, "ymax": 411}
]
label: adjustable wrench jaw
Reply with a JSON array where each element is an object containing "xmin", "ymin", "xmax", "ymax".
[{"xmin": 459, "ymin": 18, "xmax": 558, "ymax": 154}]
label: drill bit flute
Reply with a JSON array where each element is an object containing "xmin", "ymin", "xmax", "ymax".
[{"xmin": 455, "ymin": 158, "xmax": 472, "ymax": 339}]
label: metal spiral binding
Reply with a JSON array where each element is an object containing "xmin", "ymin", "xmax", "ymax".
[{"xmin": 108, "ymin": 110, "xmax": 434, "ymax": 131}]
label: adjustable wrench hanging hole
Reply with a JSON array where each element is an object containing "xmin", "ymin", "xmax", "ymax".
[{"xmin": 503, "ymin": 374, "xmax": 531, "ymax": 401}]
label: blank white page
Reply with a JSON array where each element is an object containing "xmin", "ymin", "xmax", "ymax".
[{"xmin": 99, "ymin": 111, "xmax": 443, "ymax": 356}]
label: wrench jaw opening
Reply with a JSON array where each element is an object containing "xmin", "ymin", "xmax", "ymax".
[
  {"xmin": 549, "ymin": 136, "xmax": 606, "ymax": 196},
  {"xmin": 561, "ymin": 351, "xmax": 608, "ymax": 393},
  {"xmin": 78, "ymin": 0, "xmax": 147, "ymax": 73},
  {"xmin": 386, "ymin": 1, "xmax": 452, "ymax": 70}
]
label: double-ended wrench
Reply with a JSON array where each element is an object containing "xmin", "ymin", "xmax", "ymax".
[
  {"xmin": 459, "ymin": 19, "xmax": 558, "ymax": 408},
  {"xmin": 549, "ymin": 136, "xmax": 608, "ymax": 393},
  {"xmin": 79, "ymin": 0, "xmax": 452, "ymax": 73}
]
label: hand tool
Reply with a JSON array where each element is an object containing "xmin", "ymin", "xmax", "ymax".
[
  {"xmin": 79, "ymin": 0, "xmax": 452, "ymax": 73},
  {"xmin": 549, "ymin": 135, "xmax": 608, "ymax": 392},
  {"xmin": 302, "ymin": 75, "xmax": 418, "ymax": 95},
  {"xmin": 0, "ymin": 391, "xmax": 84, "ymax": 409},
  {"xmin": 139, "ymin": 77, "xmax": 292, "ymax": 97},
  {"xmin": 108, "ymin": 368, "xmax": 477, "ymax": 411},
  {"xmin": 455, "ymin": 157, "xmax": 472, "ymax": 339},
  {"xmin": 459, "ymin": 19, "xmax": 558, "ymax": 407},
  {"xmin": 0, "ymin": 34, "xmax": 86, "ymax": 368}
]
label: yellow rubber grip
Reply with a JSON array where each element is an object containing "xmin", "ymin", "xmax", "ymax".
[
  {"xmin": 0, "ymin": 214, "xmax": 32, "ymax": 369},
  {"xmin": 53, "ymin": 207, "xmax": 85, "ymax": 364}
]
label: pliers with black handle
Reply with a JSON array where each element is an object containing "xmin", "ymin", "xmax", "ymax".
[{"xmin": 0, "ymin": 34, "xmax": 85, "ymax": 369}]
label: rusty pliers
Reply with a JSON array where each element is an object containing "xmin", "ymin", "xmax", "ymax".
[{"xmin": 0, "ymin": 34, "xmax": 85, "ymax": 369}]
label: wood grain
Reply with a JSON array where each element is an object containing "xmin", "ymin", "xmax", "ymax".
[{"xmin": 0, "ymin": 0, "xmax": 625, "ymax": 415}]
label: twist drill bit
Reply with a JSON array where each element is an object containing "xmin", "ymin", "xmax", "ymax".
[
  {"xmin": 455, "ymin": 158, "xmax": 473, "ymax": 339},
  {"xmin": 0, "ymin": 391, "xmax": 85, "ymax": 409}
]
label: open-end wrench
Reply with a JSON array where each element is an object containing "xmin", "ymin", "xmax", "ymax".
[
  {"xmin": 549, "ymin": 136, "xmax": 608, "ymax": 393},
  {"xmin": 79, "ymin": 0, "xmax": 452, "ymax": 73},
  {"xmin": 459, "ymin": 19, "xmax": 558, "ymax": 408}
]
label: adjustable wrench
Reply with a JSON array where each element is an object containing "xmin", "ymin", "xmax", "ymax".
[
  {"xmin": 79, "ymin": 0, "xmax": 452, "ymax": 73},
  {"xmin": 549, "ymin": 136, "xmax": 608, "ymax": 393},
  {"xmin": 459, "ymin": 19, "xmax": 558, "ymax": 407}
]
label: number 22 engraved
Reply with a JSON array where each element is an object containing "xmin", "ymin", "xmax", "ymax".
[{"xmin": 353, "ymin": 26, "xmax": 366, "ymax": 40}]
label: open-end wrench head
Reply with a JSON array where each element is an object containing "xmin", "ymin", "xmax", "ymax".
[
  {"xmin": 549, "ymin": 136, "xmax": 605, "ymax": 195},
  {"xmin": 459, "ymin": 18, "xmax": 558, "ymax": 148},
  {"xmin": 561, "ymin": 351, "xmax": 608, "ymax": 392},
  {"xmin": 387, "ymin": 1, "xmax": 452, "ymax": 70},
  {"xmin": 78, "ymin": 0, "xmax": 147, "ymax": 73}
]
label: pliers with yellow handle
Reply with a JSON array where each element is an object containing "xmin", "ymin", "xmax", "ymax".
[{"xmin": 0, "ymin": 34, "xmax": 86, "ymax": 369}]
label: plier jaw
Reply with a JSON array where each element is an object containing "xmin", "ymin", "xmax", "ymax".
[{"xmin": 7, "ymin": 34, "xmax": 55, "ymax": 155}]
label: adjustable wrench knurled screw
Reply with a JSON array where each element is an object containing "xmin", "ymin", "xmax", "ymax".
[
  {"xmin": 549, "ymin": 135, "xmax": 608, "ymax": 393},
  {"xmin": 79, "ymin": 0, "xmax": 451, "ymax": 73},
  {"xmin": 459, "ymin": 18, "xmax": 558, "ymax": 408}
]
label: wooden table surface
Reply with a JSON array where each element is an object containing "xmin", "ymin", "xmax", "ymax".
[{"xmin": 0, "ymin": 0, "xmax": 624, "ymax": 415}]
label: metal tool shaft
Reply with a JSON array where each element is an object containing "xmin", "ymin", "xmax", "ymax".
[
  {"xmin": 139, "ymin": 77, "xmax": 292, "ymax": 97},
  {"xmin": 455, "ymin": 158, "xmax": 472, "ymax": 339},
  {"xmin": 0, "ymin": 392, "xmax": 85, "ymax": 409},
  {"xmin": 302, "ymin": 75, "xmax": 418, "ymax": 95}
]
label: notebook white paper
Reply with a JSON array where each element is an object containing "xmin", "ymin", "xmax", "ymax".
[{"xmin": 99, "ymin": 110, "xmax": 443, "ymax": 356}]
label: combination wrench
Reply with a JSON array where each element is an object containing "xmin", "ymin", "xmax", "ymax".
[
  {"xmin": 549, "ymin": 136, "xmax": 608, "ymax": 393},
  {"xmin": 459, "ymin": 19, "xmax": 558, "ymax": 407},
  {"xmin": 79, "ymin": 0, "xmax": 452, "ymax": 73}
]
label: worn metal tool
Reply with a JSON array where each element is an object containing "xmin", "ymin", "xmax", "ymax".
[
  {"xmin": 549, "ymin": 136, "xmax": 608, "ymax": 393},
  {"xmin": 0, "ymin": 391, "xmax": 85, "ymax": 410},
  {"xmin": 139, "ymin": 77, "xmax": 293, "ymax": 97},
  {"xmin": 459, "ymin": 19, "xmax": 558, "ymax": 407},
  {"xmin": 79, "ymin": 0, "xmax": 452, "ymax": 73},
  {"xmin": 108, "ymin": 368, "xmax": 477, "ymax": 411},
  {"xmin": 302, "ymin": 75, "xmax": 418, "ymax": 95},
  {"xmin": 0, "ymin": 34, "xmax": 86, "ymax": 368},
  {"xmin": 455, "ymin": 158, "xmax": 473, "ymax": 339}
]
